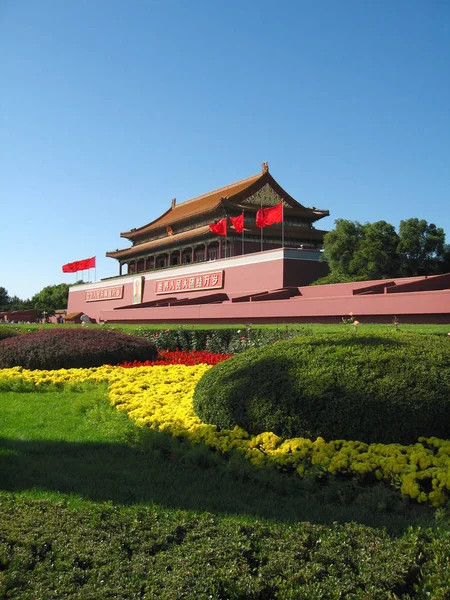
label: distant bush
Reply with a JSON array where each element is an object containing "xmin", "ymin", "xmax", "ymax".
[
  {"xmin": 0, "ymin": 326, "xmax": 20, "ymax": 341},
  {"xmin": 131, "ymin": 325, "xmax": 310, "ymax": 354},
  {"xmin": 0, "ymin": 329, "xmax": 157, "ymax": 370},
  {"xmin": 193, "ymin": 332, "xmax": 450, "ymax": 445}
]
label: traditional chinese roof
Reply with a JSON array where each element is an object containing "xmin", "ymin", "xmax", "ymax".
[
  {"xmin": 106, "ymin": 224, "xmax": 328, "ymax": 260},
  {"xmin": 106, "ymin": 164, "xmax": 330, "ymax": 260},
  {"xmin": 106, "ymin": 226, "xmax": 212, "ymax": 259},
  {"xmin": 120, "ymin": 164, "xmax": 329, "ymax": 243}
]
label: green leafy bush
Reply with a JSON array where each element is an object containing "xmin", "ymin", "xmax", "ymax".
[
  {"xmin": 1, "ymin": 495, "xmax": 449, "ymax": 599},
  {"xmin": 0, "ymin": 326, "xmax": 20, "ymax": 341},
  {"xmin": 193, "ymin": 332, "xmax": 450, "ymax": 444},
  {"xmin": 132, "ymin": 324, "xmax": 310, "ymax": 353},
  {"xmin": 0, "ymin": 329, "xmax": 157, "ymax": 370}
]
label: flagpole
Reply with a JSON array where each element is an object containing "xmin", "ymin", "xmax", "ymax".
[
  {"xmin": 260, "ymin": 203, "xmax": 263, "ymax": 252},
  {"xmin": 225, "ymin": 215, "xmax": 228, "ymax": 258},
  {"xmin": 282, "ymin": 202, "xmax": 284, "ymax": 248},
  {"xmin": 241, "ymin": 211, "xmax": 245, "ymax": 256}
]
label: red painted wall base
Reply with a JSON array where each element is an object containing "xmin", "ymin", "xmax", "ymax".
[{"xmin": 67, "ymin": 249, "xmax": 450, "ymax": 324}]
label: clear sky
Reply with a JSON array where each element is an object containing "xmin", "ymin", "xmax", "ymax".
[{"xmin": 1, "ymin": 0, "xmax": 449, "ymax": 300}]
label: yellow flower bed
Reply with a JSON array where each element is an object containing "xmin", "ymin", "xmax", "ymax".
[{"xmin": 1, "ymin": 365, "xmax": 449, "ymax": 506}]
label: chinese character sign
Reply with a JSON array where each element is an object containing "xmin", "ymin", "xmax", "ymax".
[
  {"xmin": 155, "ymin": 271, "xmax": 224, "ymax": 295},
  {"xmin": 85, "ymin": 286, "xmax": 124, "ymax": 302}
]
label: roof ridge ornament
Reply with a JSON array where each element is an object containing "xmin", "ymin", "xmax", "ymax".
[
  {"xmin": 262, "ymin": 162, "xmax": 269, "ymax": 174},
  {"xmin": 171, "ymin": 198, "xmax": 177, "ymax": 208}
]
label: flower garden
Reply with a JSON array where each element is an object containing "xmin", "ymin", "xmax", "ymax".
[
  {"xmin": 2, "ymin": 356, "xmax": 449, "ymax": 508},
  {"xmin": 1, "ymin": 326, "xmax": 450, "ymax": 598}
]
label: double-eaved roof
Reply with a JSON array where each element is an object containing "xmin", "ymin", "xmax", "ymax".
[{"xmin": 106, "ymin": 164, "xmax": 329, "ymax": 260}]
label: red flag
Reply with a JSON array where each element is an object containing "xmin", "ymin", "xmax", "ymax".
[
  {"xmin": 209, "ymin": 218, "xmax": 227, "ymax": 236},
  {"xmin": 62, "ymin": 256, "xmax": 96, "ymax": 273},
  {"xmin": 256, "ymin": 207, "xmax": 266, "ymax": 228},
  {"xmin": 256, "ymin": 203, "xmax": 283, "ymax": 228},
  {"xmin": 230, "ymin": 213, "xmax": 244, "ymax": 234}
]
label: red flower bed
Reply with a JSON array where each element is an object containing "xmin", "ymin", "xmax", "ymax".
[{"xmin": 119, "ymin": 349, "xmax": 233, "ymax": 367}]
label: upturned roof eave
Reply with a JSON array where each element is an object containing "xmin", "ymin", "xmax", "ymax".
[
  {"xmin": 106, "ymin": 225, "xmax": 213, "ymax": 260},
  {"xmin": 120, "ymin": 171, "xmax": 265, "ymax": 241},
  {"xmin": 117, "ymin": 168, "xmax": 329, "ymax": 243}
]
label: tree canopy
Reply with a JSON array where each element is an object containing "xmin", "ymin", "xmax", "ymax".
[
  {"xmin": 0, "ymin": 287, "xmax": 10, "ymax": 312},
  {"xmin": 0, "ymin": 283, "xmax": 73, "ymax": 316},
  {"xmin": 30, "ymin": 283, "xmax": 71, "ymax": 316},
  {"xmin": 316, "ymin": 218, "xmax": 448, "ymax": 284},
  {"xmin": 397, "ymin": 218, "xmax": 446, "ymax": 276}
]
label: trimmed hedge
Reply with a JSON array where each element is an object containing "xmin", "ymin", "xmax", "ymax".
[
  {"xmin": 0, "ymin": 326, "xmax": 20, "ymax": 341},
  {"xmin": 193, "ymin": 332, "xmax": 450, "ymax": 445},
  {"xmin": 1, "ymin": 495, "xmax": 449, "ymax": 599},
  {"xmin": 0, "ymin": 329, "xmax": 157, "ymax": 370}
]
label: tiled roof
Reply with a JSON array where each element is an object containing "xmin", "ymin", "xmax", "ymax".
[
  {"xmin": 121, "ymin": 172, "xmax": 264, "ymax": 240},
  {"xmin": 106, "ymin": 225, "xmax": 212, "ymax": 259}
]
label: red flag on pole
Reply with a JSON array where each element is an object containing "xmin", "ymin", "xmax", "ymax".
[
  {"xmin": 256, "ymin": 207, "xmax": 265, "ymax": 228},
  {"xmin": 230, "ymin": 213, "xmax": 244, "ymax": 234},
  {"xmin": 62, "ymin": 256, "xmax": 96, "ymax": 273},
  {"xmin": 209, "ymin": 218, "xmax": 227, "ymax": 236},
  {"xmin": 256, "ymin": 202, "xmax": 283, "ymax": 228}
]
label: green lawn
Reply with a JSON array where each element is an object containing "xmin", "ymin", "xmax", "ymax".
[
  {"xmin": 1, "ymin": 382, "xmax": 450, "ymax": 598},
  {"xmin": 9, "ymin": 321, "xmax": 450, "ymax": 336}
]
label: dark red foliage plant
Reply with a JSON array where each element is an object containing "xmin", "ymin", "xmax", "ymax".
[{"xmin": 0, "ymin": 329, "xmax": 158, "ymax": 370}]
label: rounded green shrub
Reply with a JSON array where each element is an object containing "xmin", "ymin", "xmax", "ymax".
[
  {"xmin": 193, "ymin": 332, "xmax": 450, "ymax": 445},
  {"xmin": 0, "ymin": 326, "xmax": 20, "ymax": 341},
  {"xmin": 0, "ymin": 328, "xmax": 158, "ymax": 370}
]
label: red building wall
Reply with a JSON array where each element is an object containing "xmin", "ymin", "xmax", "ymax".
[{"xmin": 67, "ymin": 250, "xmax": 450, "ymax": 324}]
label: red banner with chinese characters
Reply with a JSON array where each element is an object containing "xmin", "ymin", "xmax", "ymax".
[
  {"xmin": 62, "ymin": 256, "xmax": 96, "ymax": 273},
  {"xmin": 155, "ymin": 271, "xmax": 224, "ymax": 295}
]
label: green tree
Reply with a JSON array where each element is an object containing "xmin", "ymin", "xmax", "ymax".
[
  {"xmin": 8, "ymin": 296, "xmax": 26, "ymax": 311},
  {"xmin": 358, "ymin": 221, "xmax": 400, "ymax": 279},
  {"xmin": 0, "ymin": 287, "xmax": 10, "ymax": 312},
  {"xmin": 321, "ymin": 219, "xmax": 365, "ymax": 277},
  {"xmin": 398, "ymin": 218, "xmax": 446, "ymax": 276},
  {"xmin": 30, "ymin": 283, "xmax": 70, "ymax": 316},
  {"xmin": 441, "ymin": 244, "xmax": 450, "ymax": 274},
  {"xmin": 320, "ymin": 219, "xmax": 400, "ymax": 282}
]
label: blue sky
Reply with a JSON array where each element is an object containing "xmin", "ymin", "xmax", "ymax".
[{"xmin": 1, "ymin": 0, "xmax": 449, "ymax": 300}]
